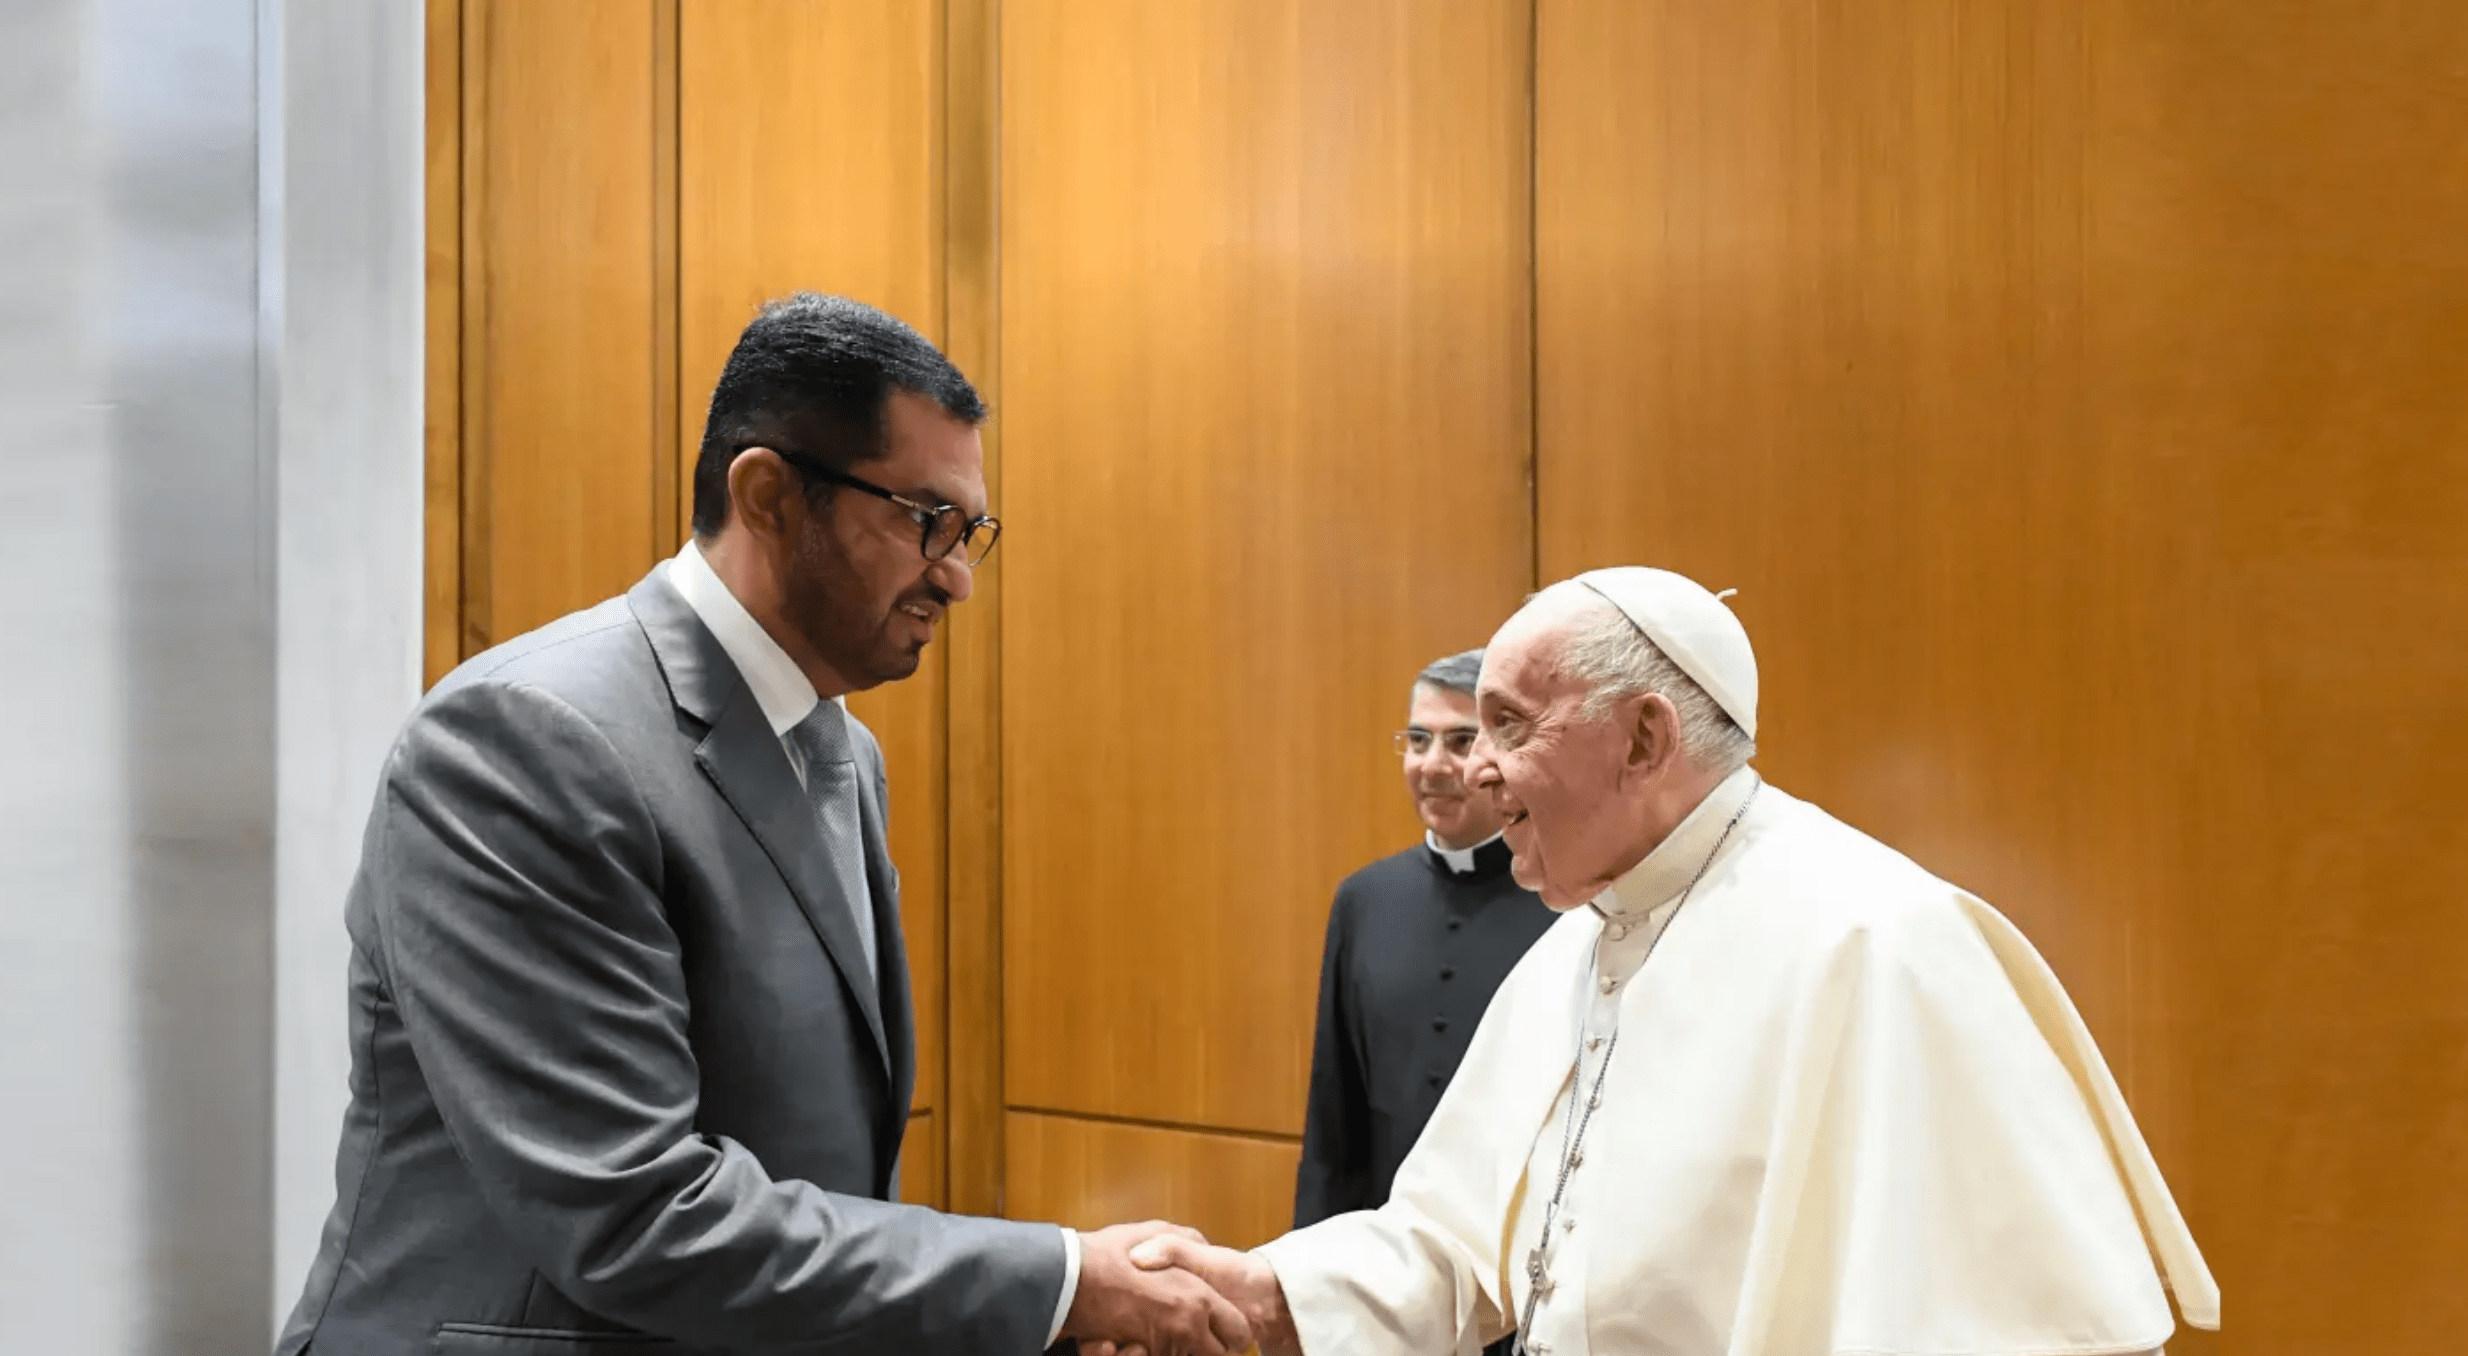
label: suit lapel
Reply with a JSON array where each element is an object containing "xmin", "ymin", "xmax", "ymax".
[
  {"xmin": 628, "ymin": 570, "xmax": 894, "ymax": 1086},
  {"xmin": 694, "ymin": 707, "xmax": 893, "ymax": 1081}
]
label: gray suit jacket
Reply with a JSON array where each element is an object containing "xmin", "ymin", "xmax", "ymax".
[{"xmin": 278, "ymin": 569, "xmax": 1066, "ymax": 1356}]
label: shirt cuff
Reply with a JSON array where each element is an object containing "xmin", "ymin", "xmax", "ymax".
[{"xmin": 1044, "ymin": 1226, "xmax": 1081, "ymax": 1347}]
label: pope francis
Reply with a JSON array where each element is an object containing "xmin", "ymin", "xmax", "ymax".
[{"xmin": 1126, "ymin": 568, "xmax": 2218, "ymax": 1356}]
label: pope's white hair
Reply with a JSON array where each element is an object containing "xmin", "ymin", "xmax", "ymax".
[{"xmin": 1537, "ymin": 582, "xmax": 1758, "ymax": 777}]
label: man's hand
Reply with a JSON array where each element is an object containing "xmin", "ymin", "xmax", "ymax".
[
  {"xmin": 1093, "ymin": 1234, "xmax": 1299, "ymax": 1356},
  {"xmin": 1063, "ymin": 1221, "xmax": 1254, "ymax": 1356}
]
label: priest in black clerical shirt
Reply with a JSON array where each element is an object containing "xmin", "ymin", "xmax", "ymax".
[{"xmin": 1294, "ymin": 650, "xmax": 1556, "ymax": 1335}]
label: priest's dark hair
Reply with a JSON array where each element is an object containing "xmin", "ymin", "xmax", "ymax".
[
  {"xmin": 690, "ymin": 293, "xmax": 986, "ymax": 538},
  {"xmin": 1416, "ymin": 649, "xmax": 1486, "ymax": 698}
]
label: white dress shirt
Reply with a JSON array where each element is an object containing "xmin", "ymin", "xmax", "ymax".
[
  {"xmin": 667, "ymin": 541, "xmax": 1081, "ymax": 1344},
  {"xmin": 668, "ymin": 539, "xmax": 827, "ymax": 739}
]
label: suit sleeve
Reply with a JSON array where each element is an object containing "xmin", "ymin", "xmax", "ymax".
[
  {"xmin": 1294, "ymin": 882, "xmax": 1374, "ymax": 1227},
  {"xmin": 370, "ymin": 679, "xmax": 1065, "ymax": 1353}
]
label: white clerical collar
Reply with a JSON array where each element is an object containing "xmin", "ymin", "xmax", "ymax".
[
  {"xmin": 1590, "ymin": 766, "xmax": 1763, "ymax": 922},
  {"xmin": 1425, "ymin": 829, "xmax": 1505, "ymax": 875},
  {"xmin": 667, "ymin": 540, "xmax": 825, "ymax": 737}
]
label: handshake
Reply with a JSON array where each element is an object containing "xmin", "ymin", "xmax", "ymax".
[{"xmin": 1059, "ymin": 1221, "xmax": 1301, "ymax": 1356}]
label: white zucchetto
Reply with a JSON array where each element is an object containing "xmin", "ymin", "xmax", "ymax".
[{"xmin": 1572, "ymin": 566, "xmax": 1760, "ymax": 740}]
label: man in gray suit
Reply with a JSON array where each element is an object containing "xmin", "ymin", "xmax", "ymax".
[{"xmin": 279, "ymin": 295, "xmax": 1248, "ymax": 1356}]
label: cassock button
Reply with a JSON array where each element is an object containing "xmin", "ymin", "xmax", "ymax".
[
  {"xmin": 1432, "ymin": 1016, "xmax": 1449, "ymax": 1033},
  {"xmin": 1427, "ymin": 1072, "xmax": 1443, "ymax": 1088},
  {"xmin": 1446, "ymin": 918, "xmax": 1462, "ymax": 932},
  {"xmin": 1439, "ymin": 966, "xmax": 1456, "ymax": 981}
]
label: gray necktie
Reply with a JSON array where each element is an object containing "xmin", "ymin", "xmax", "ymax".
[{"xmin": 784, "ymin": 700, "xmax": 879, "ymax": 980}]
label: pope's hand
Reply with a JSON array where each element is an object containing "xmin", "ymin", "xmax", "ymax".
[
  {"xmin": 1108, "ymin": 1234, "xmax": 1300, "ymax": 1356},
  {"xmin": 1063, "ymin": 1221, "xmax": 1254, "ymax": 1356}
]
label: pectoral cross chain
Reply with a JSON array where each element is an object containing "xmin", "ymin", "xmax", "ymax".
[
  {"xmin": 1511, "ymin": 781, "xmax": 1762, "ymax": 1356},
  {"xmin": 1526, "ymin": 1246, "xmax": 1557, "ymax": 1297}
]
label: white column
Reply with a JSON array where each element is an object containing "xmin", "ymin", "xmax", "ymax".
[
  {"xmin": 0, "ymin": 1, "xmax": 422, "ymax": 1350},
  {"xmin": 1, "ymin": 1, "xmax": 270, "ymax": 1351},
  {"xmin": 0, "ymin": 7, "xmax": 139, "ymax": 1351},
  {"xmin": 266, "ymin": 0, "xmax": 425, "ymax": 1336}
]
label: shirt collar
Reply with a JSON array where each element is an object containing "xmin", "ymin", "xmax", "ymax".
[
  {"xmin": 1591, "ymin": 765, "xmax": 1763, "ymax": 921},
  {"xmin": 1425, "ymin": 828, "xmax": 1506, "ymax": 876},
  {"xmin": 666, "ymin": 540, "xmax": 822, "ymax": 738}
]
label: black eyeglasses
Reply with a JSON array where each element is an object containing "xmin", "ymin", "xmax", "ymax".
[{"xmin": 766, "ymin": 447, "xmax": 1002, "ymax": 567}]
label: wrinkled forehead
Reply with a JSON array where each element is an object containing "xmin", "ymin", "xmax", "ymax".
[{"xmin": 1475, "ymin": 597, "xmax": 1587, "ymax": 710}]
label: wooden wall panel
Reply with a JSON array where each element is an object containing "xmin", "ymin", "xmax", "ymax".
[
  {"xmin": 1005, "ymin": 1113, "xmax": 1299, "ymax": 1253},
  {"xmin": 423, "ymin": 0, "xmax": 463, "ymax": 688},
  {"xmin": 1536, "ymin": 0, "xmax": 2143, "ymax": 1040},
  {"xmin": 2098, "ymin": 5, "xmax": 2468, "ymax": 1348},
  {"xmin": 998, "ymin": 0, "xmax": 1536, "ymax": 1139},
  {"xmin": 1537, "ymin": 0, "xmax": 2159, "ymax": 1173},
  {"xmin": 678, "ymin": 0, "xmax": 945, "ymax": 529},
  {"xmin": 898, "ymin": 1111, "xmax": 943, "ymax": 1208},
  {"xmin": 1536, "ymin": 0, "xmax": 2468, "ymax": 1351},
  {"xmin": 678, "ymin": 0, "xmax": 951, "ymax": 1118},
  {"xmin": 939, "ymin": 0, "xmax": 1007, "ymax": 1219},
  {"xmin": 460, "ymin": 0, "xmax": 663, "ymax": 649}
]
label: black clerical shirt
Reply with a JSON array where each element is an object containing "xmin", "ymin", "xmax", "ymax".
[{"xmin": 1295, "ymin": 834, "xmax": 1557, "ymax": 1228}]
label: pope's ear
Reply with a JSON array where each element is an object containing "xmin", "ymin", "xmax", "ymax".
[{"xmin": 1628, "ymin": 692, "xmax": 1679, "ymax": 772}]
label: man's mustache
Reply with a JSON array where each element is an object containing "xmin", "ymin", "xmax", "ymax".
[{"xmin": 898, "ymin": 583, "xmax": 953, "ymax": 614}]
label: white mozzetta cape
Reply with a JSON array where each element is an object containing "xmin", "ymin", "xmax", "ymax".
[{"xmin": 1258, "ymin": 779, "xmax": 2217, "ymax": 1356}]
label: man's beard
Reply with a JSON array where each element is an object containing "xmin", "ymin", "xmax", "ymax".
[
  {"xmin": 783, "ymin": 528, "xmax": 875, "ymax": 686},
  {"xmin": 784, "ymin": 528, "xmax": 946, "ymax": 688}
]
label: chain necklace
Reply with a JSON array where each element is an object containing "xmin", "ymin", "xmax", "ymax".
[{"xmin": 1514, "ymin": 779, "xmax": 1761, "ymax": 1356}]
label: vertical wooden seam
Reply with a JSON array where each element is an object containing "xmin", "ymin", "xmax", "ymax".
[
  {"xmin": 651, "ymin": 0, "xmax": 682, "ymax": 558},
  {"xmin": 942, "ymin": 0, "xmax": 1006, "ymax": 1221},
  {"xmin": 423, "ymin": 0, "xmax": 464, "ymax": 688},
  {"xmin": 1524, "ymin": 0, "xmax": 1543, "ymax": 591},
  {"xmin": 457, "ymin": 0, "xmax": 493, "ymax": 659},
  {"xmin": 925, "ymin": 0, "xmax": 956, "ymax": 1210}
]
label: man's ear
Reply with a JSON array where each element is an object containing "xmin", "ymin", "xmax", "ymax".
[{"xmin": 727, "ymin": 447, "xmax": 798, "ymax": 544}]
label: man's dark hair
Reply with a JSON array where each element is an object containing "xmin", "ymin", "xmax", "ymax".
[
  {"xmin": 1416, "ymin": 648, "xmax": 1485, "ymax": 698},
  {"xmin": 690, "ymin": 293, "xmax": 986, "ymax": 537}
]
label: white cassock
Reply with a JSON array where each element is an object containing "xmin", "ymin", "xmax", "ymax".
[{"xmin": 1257, "ymin": 767, "xmax": 2219, "ymax": 1356}]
